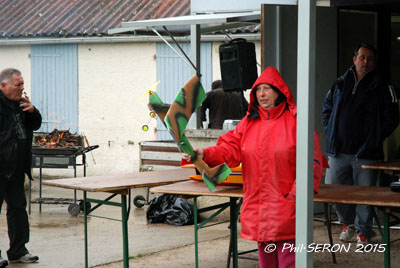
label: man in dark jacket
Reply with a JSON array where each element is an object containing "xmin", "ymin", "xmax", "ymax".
[
  {"xmin": 200, "ymin": 80, "xmax": 249, "ymax": 129},
  {"xmin": 322, "ymin": 43, "xmax": 399, "ymax": 244},
  {"xmin": 0, "ymin": 68, "xmax": 41, "ymax": 267}
]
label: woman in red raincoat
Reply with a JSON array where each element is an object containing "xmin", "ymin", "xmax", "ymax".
[{"xmin": 186, "ymin": 67, "xmax": 322, "ymax": 267}]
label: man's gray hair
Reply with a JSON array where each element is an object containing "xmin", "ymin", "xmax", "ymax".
[{"xmin": 0, "ymin": 68, "xmax": 22, "ymax": 83}]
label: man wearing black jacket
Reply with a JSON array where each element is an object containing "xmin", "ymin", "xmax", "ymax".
[
  {"xmin": 322, "ymin": 43, "xmax": 399, "ymax": 245},
  {"xmin": 200, "ymin": 80, "xmax": 249, "ymax": 129},
  {"xmin": 0, "ymin": 68, "xmax": 41, "ymax": 267}
]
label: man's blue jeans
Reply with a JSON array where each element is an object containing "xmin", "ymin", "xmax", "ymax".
[{"xmin": 325, "ymin": 154, "xmax": 379, "ymax": 238}]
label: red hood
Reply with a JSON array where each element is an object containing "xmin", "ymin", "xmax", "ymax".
[{"xmin": 249, "ymin": 67, "xmax": 297, "ymax": 116}]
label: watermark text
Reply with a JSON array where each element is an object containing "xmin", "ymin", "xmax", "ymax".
[{"xmin": 264, "ymin": 243, "xmax": 386, "ymax": 253}]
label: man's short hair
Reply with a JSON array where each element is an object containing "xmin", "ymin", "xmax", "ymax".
[
  {"xmin": 354, "ymin": 43, "xmax": 377, "ymax": 58},
  {"xmin": 211, "ymin": 80, "xmax": 223, "ymax": 90},
  {"xmin": 0, "ymin": 68, "xmax": 21, "ymax": 83}
]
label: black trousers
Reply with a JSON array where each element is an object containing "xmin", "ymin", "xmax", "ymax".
[{"xmin": 0, "ymin": 172, "xmax": 29, "ymax": 260}]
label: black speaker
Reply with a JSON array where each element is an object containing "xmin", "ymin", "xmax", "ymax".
[{"xmin": 219, "ymin": 38, "xmax": 258, "ymax": 91}]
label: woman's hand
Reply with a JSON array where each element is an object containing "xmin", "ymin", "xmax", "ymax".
[{"xmin": 182, "ymin": 148, "xmax": 204, "ymax": 161}]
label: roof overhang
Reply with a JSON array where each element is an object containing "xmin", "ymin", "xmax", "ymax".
[
  {"xmin": 108, "ymin": 11, "xmax": 260, "ymax": 36},
  {"xmin": 331, "ymin": 0, "xmax": 400, "ymax": 7}
]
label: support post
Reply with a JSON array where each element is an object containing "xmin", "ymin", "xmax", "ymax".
[
  {"xmin": 296, "ymin": 0, "xmax": 316, "ymax": 267},
  {"xmin": 261, "ymin": 4, "xmax": 282, "ymax": 71},
  {"xmin": 190, "ymin": 23, "xmax": 202, "ymax": 129}
]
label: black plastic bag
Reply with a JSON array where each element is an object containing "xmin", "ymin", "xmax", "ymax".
[{"xmin": 146, "ymin": 194, "xmax": 194, "ymax": 226}]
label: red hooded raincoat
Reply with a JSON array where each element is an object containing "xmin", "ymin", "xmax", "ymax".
[{"xmin": 203, "ymin": 67, "xmax": 322, "ymax": 242}]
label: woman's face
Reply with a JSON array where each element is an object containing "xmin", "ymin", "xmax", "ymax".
[{"xmin": 255, "ymin": 83, "xmax": 279, "ymax": 110}]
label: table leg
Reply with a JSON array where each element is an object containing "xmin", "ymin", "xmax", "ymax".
[
  {"xmin": 194, "ymin": 197, "xmax": 199, "ymax": 268},
  {"xmin": 383, "ymin": 208, "xmax": 390, "ymax": 268},
  {"xmin": 73, "ymin": 156, "xmax": 77, "ymax": 204},
  {"xmin": 83, "ymin": 193, "xmax": 129, "ymax": 268},
  {"xmin": 84, "ymin": 191, "xmax": 89, "ymax": 268},
  {"xmin": 121, "ymin": 194, "xmax": 129, "ymax": 268},
  {"xmin": 226, "ymin": 235, "xmax": 232, "ymax": 268},
  {"xmin": 39, "ymin": 158, "xmax": 43, "ymax": 213},
  {"xmin": 230, "ymin": 197, "xmax": 238, "ymax": 268},
  {"xmin": 324, "ymin": 203, "xmax": 336, "ymax": 264},
  {"xmin": 83, "ymin": 154, "xmax": 87, "ymax": 176},
  {"xmin": 193, "ymin": 198, "xmax": 231, "ymax": 268}
]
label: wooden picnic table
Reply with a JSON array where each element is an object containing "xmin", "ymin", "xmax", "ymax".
[
  {"xmin": 43, "ymin": 168, "xmax": 193, "ymax": 268},
  {"xmin": 151, "ymin": 180, "xmax": 242, "ymax": 268},
  {"xmin": 152, "ymin": 181, "xmax": 400, "ymax": 268},
  {"xmin": 315, "ymin": 184, "xmax": 400, "ymax": 268},
  {"xmin": 362, "ymin": 161, "xmax": 400, "ymax": 171},
  {"xmin": 44, "ymin": 168, "xmax": 193, "ymax": 193},
  {"xmin": 315, "ymin": 184, "xmax": 400, "ymax": 207}
]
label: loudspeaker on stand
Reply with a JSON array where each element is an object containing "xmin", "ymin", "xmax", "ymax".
[{"xmin": 219, "ymin": 38, "xmax": 258, "ymax": 91}]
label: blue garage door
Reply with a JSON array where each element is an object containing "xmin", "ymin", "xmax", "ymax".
[{"xmin": 31, "ymin": 44, "xmax": 79, "ymax": 133}]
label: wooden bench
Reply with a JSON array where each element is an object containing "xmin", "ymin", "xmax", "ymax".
[{"xmin": 139, "ymin": 141, "xmax": 181, "ymax": 171}]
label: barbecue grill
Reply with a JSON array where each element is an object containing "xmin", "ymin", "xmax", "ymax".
[{"xmin": 29, "ymin": 131, "xmax": 99, "ymax": 216}]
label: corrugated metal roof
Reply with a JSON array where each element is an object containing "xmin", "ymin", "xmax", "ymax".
[{"xmin": 0, "ymin": 0, "xmax": 190, "ymax": 38}]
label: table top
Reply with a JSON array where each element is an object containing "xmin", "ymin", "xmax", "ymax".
[
  {"xmin": 44, "ymin": 170, "xmax": 400, "ymax": 207},
  {"xmin": 150, "ymin": 180, "xmax": 243, "ymax": 198},
  {"xmin": 43, "ymin": 168, "xmax": 193, "ymax": 193},
  {"xmin": 361, "ymin": 161, "xmax": 400, "ymax": 171},
  {"xmin": 315, "ymin": 184, "xmax": 400, "ymax": 207}
]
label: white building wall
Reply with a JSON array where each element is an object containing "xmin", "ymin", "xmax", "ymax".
[
  {"xmin": 0, "ymin": 46, "xmax": 32, "ymax": 96},
  {"xmin": 78, "ymin": 42, "xmax": 158, "ymax": 176},
  {"xmin": 0, "ymin": 42, "xmax": 158, "ymax": 178}
]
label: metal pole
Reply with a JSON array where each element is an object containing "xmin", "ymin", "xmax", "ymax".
[
  {"xmin": 324, "ymin": 203, "xmax": 336, "ymax": 264},
  {"xmin": 39, "ymin": 156, "xmax": 43, "ymax": 213},
  {"xmin": 230, "ymin": 198, "xmax": 238, "ymax": 268},
  {"xmin": 83, "ymin": 154, "xmax": 87, "ymax": 176},
  {"xmin": 84, "ymin": 191, "xmax": 88, "ymax": 268},
  {"xmin": 194, "ymin": 197, "xmax": 199, "ymax": 268},
  {"xmin": 121, "ymin": 194, "xmax": 129, "ymax": 268},
  {"xmin": 151, "ymin": 27, "xmax": 196, "ymax": 72},
  {"xmin": 190, "ymin": 23, "xmax": 202, "ymax": 128},
  {"xmin": 74, "ymin": 156, "xmax": 77, "ymax": 204},
  {"xmin": 383, "ymin": 208, "xmax": 390, "ymax": 268},
  {"xmin": 296, "ymin": 0, "xmax": 316, "ymax": 267},
  {"xmin": 162, "ymin": 26, "xmax": 198, "ymax": 72}
]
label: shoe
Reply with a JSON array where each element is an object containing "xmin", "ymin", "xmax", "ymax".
[
  {"xmin": 357, "ymin": 234, "xmax": 370, "ymax": 245},
  {"xmin": 339, "ymin": 224, "xmax": 355, "ymax": 242},
  {"xmin": 9, "ymin": 253, "xmax": 39, "ymax": 263},
  {"xmin": 0, "ymin": 257, "xmax": 8, "ymax": 268}
]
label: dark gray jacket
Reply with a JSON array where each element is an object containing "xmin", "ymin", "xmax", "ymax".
[
  {"xmin": 322, "ymin": 66, "xmax": 399, "ymax": 160},
  {"xmin": 0, "ymin": 91, "xmax": 42, "ymax": 180}
]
